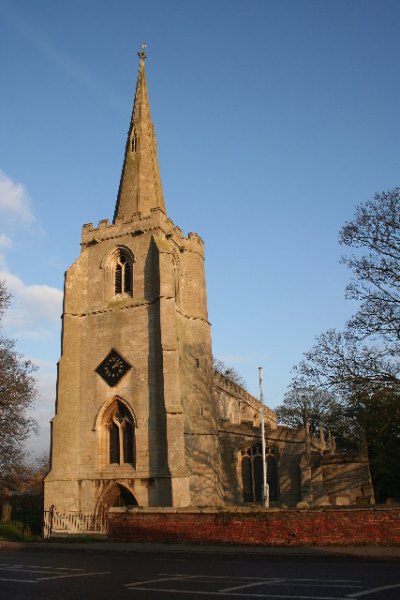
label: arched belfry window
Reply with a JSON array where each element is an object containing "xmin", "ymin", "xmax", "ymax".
[
  {"xmin": 104, "ymin": 247, "xmax": 134, "ymax": 299},
  {"xmin": 103, "ymin": 399, "xmax": 136, "ymax": 466},
  {"xmin": 114, "ymin": 249, "xmax": 132, "ymax": 295},
  {"xmin": 240, "ymin": 444, "xmax": 279, "ymax": 504}
]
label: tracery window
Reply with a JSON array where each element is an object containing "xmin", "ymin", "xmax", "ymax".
[
  {"xmin": 105, "ymin": 400, "xmax": 136, "ymax": 466},
  {"xmin": 240, "ymin": 444, "xmax": 278, "ymax": 503},
  {"xmin": 113, "ymin": 248, "xmax": 133, "ymax": 296},
  {"xmin": 266, "ymin": 450, "xmax": 278, "ymax": 501}
]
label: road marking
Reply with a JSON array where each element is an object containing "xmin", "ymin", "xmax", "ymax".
[
  {"xmin": 0, "ymin": 563, "xmax": 109, "ymax": 584},
  {"xmin": 126, "ymin": 587, "xmax": 347, "ymax": 599},
  {"xmin": 125, "ymin": 573, "xmax": 364, "ymax": 599},
  {"xmin": 284, "ymin": 584, "xmax": 362, "ymax": 589},
  {"xmin": 158, "ymin": 574, "xmax": 362, "ymax": 584},
  {"xmin": 38, "ymin": 570, "xmax": 110, "ymax": 581},
  {"xmin": 221, "ymin": 579, "xmax": 285, "ymax": 592},
  {"xmin": 0, "ymin": 566, "xmax": 83, "ymax": 575},
  {"xmin": 220, "ymin": 580, "xmax": 362, "ymax": 592},
  {"xmin": 24, "ymin": 565, "xmax": 84, "ymax": 571},
  {"xmin": 0, "ymin": 577, "xmax": 39, "ymax": 584},
  {"xmin": 125, "ymin": 575, "xmax": 194, "ymax": 587},
  {"xmin": 348, "ymin": 583, "xmax": 400, "ymax": 597}
]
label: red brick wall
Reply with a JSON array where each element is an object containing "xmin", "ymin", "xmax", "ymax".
[{"xmin": 108, "ymin": 507, "xmax": 400, "ymax": 546}]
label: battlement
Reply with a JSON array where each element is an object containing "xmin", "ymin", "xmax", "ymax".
[
  {"xmin": 81, "ymin": 207, "xmax": 204, "ymax": 254},
  {"xmin": 214, "ymin": 371, "xmax": 277, "ymax": 428},
  {"xmin": 188, "ymin": 231, "xmax": 204, "ymax": 245}
]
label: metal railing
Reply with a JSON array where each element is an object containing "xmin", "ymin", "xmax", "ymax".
[
  {"xmin": 0, "ymin": 506, "xmax": 43, "ymax": 541},
  {"xmin": 43, "ymin": 507, "xmax": 108, "ymax": 538}
]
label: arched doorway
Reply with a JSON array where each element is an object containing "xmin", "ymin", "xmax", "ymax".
[
  {"xmin": 97, "ymin": 483, "xmax": 138, "ymax": 516},
  {"xmin": 111, "ymin": 484, "xmax": 138, "ymax": 508}
]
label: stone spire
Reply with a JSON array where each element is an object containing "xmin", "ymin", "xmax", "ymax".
[{"xmin": 113, "ymin": 45, "xmax": 166, "ymax": 223}]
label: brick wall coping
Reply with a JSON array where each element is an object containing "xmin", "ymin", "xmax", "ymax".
[
  {"xmin": 109, "ymin": 506, "xmax": 399, "ymax": 515},
  {"xmin": 108, "ymin": 506, "xmax": 400, "ymax": 545}
]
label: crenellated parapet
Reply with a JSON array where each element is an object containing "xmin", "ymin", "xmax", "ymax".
[
  {"xmin": 81, "ymin": 207, "xmax": 204, "ymax": 256},
  {"xmin": 214, "ymin": 371, "xmax": 277, "ymax": 429}
]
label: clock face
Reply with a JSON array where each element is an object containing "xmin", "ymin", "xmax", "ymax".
[{"xmin": 96, "ymin": 350, "xmax": 131, "ymax": 387}]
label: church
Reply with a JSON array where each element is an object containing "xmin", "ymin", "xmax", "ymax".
[{"xmin": 44, "ymin": 51, "xmax": 374, "ymax": 523}]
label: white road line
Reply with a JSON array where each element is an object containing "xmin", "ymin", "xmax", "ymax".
[
  {"xmin": 221, "ymin": 579, "xmax": 284, "ymax": 592},
  {"xmin": 125, "ymin": 575, "xmax": 194, "ymax": 587},
  {"xmin": 273, "ymin": 584, "xmax": 363, "ymax": 589},
  {"xmin": 348, "ymin": 583, "xmax": 400, "ymax": 597},
  {"xmin": 0, "ymin": 567, "xmax": 81, "ymax": 575},
  {"xmin": 25, "ymin": 565, "xmax": 84, "ymax": 571},
  {"xmin": 37, "ymin": 570, "xmax": 110, "ymax": 582},
  {"xmin": 158, "ymin": 574, "xmax": 361, "ymax": 584},
  {"xmin": 283, "ymin": 580, "xmax": 361, "ymax": 584},
  {"xmin": 158, "ymin": 573, "xmax": 263, "ymax": 580},
  {"xmin": 125, "ymin": 586, "xmax": 347, "ymax": 599},
  {"xmin": 221, "ymin": 581, "xmax": 362, "ymax": 592},
  {"xmin": 0, "ymin": 578, "xmax": 38, "ymax": 584}
]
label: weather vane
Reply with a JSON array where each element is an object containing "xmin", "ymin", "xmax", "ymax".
[{"xmin": 138, "ymin": 41, "xmax": 147, "ymax": 61}]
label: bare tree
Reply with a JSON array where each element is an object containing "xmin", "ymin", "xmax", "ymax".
[
  {"xmin": 3, "ymin": 451, "xmax": 50, "ymax": 496},
  {"xmin": 279, "ymin": 189, "xmax": 400, "ymax": 499},
  {"xmin": 341, "ymin": 188, "xmax": 400, "ymax": 344},
  {"xmin": 213, "ymin": 357, "xmax": 247, "ymax": 390},
  {"xmin": 0, "ymin": 280, "xmax": 38, "ymax": 492},
  {"xmin": 276, "ymin": 384, "xmax": 343, "ymax": 437},
  {"xmin": 294, "ymin": 189, "xmax": 400, "ymax": 396}
]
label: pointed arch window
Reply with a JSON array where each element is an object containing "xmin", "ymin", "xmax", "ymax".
[
  {"xmin": 266, "ymin": 450, "xmax": 278, "ymax": 502},
  {"xmin": 104, "ymin": 400, "xmax": 136, "ymax": 466},
  {"xmin": 112, "ymin": 248, "xmax": 133, "ymax": 297},
  {"xmin": 240, "ymin": 444, "xmax": 279, "ymax": 504}
]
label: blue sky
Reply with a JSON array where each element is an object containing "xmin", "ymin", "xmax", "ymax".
[{"xmin": 0, "ymin": 0, "xmax": 399, "ymax": 454}]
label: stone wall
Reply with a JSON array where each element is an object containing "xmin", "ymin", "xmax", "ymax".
[{"xmin": 108, "ymin": 507, "xmax": 400, "ymax": 546}]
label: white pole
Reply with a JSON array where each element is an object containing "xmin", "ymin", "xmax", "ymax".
[{"xmin": 258, "ymin": 367, "xmax": 269, "ymax": 508}]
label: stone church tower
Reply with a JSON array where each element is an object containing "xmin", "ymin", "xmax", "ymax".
[{"xmin": 44, "ymin": 50, "xmax": 222, "ymax": 514}]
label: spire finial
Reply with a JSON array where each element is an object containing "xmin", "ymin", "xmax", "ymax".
[{"xmin": 138, "ymin": 41, "xmax": 147, "ymax": 63}]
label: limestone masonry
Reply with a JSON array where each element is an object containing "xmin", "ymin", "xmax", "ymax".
[{"xmin": 44, "ymin": 52, "xmax": 374, "ymax": 525}]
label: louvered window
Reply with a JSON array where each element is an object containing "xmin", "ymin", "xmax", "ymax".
[
  {"xmin": 113, "ymin": 249, "xmax": 133, "ymax": 296},
  {"xmin": 115, "ymin": 264, "xmax": 122, "ymax": 294},
  {"xmin": 124, "ymin": 261, "xmax": 131, "ymax": 293}
]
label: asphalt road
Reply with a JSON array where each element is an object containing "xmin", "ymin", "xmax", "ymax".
[{"xmin": 0, "ymin": 546, "xmax": 399, "ymax": 600}]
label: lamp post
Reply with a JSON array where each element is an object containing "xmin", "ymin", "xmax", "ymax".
[{"xmin": 259, "ymin": 367, "xmax": 269, "ymax": 507}]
